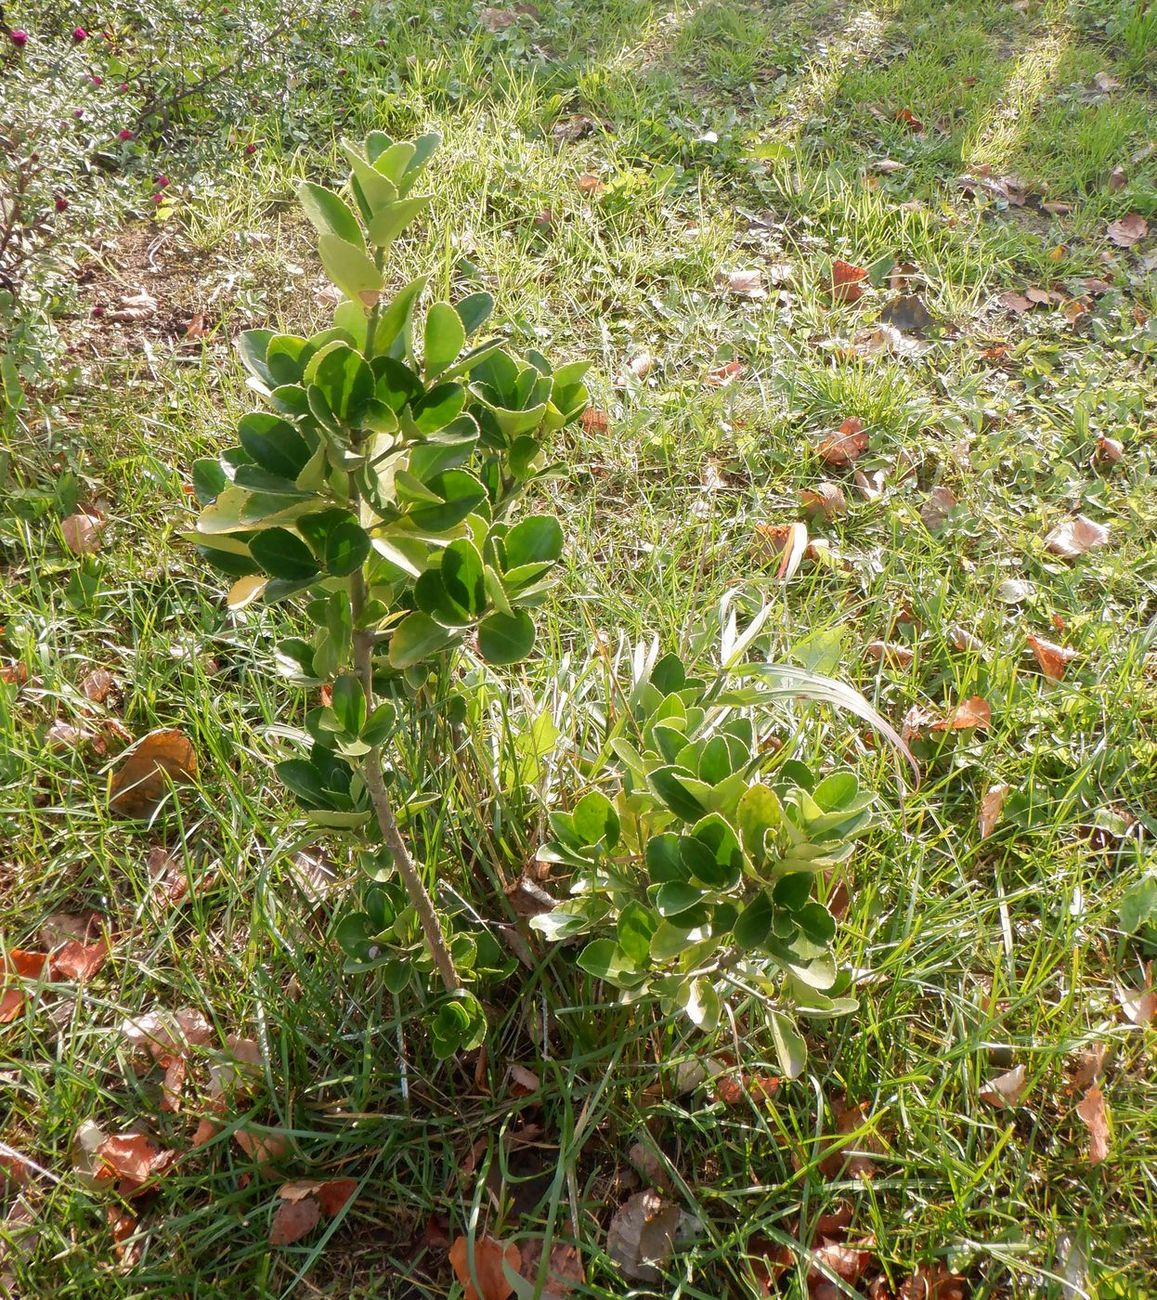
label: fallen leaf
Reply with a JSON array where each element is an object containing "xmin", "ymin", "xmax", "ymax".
[
  {"xmin": 920, "ymin": 486, "xmax": 957, "ymax": 531},
  {"xmin": 1107, "ymin": 166, "xmax": 1127, "ymax": 192},
  {"xmin": 978, "ymin": 783, "xmax": 1009, "ymax": 839},
  {"xmin": 0, "ymin": 949, "xmax": 50, "ymax": 1023},
  {"xmin": 753, "ymin": 522, "xmax": 808, "ymax": 581},
  {"xmin": 122, "ymin": 1006, "xmax": 213, "ymax": 1062},
  {"xmin": 160, "ymin": 1057, "xmax": 187, "ymax": 1112},
  {"xmin": 995, "ymin": 577, "xmax": 1035, "ymax": 603},
  {"xmin": 1095, "ymin": 435, "xmax": 1123, "ymax": 464},
  {"xmin": 1062, "ymin": 299, "xmax": 1089, "ymax": 326},
  {"xmin": 552, "ymin": 113, "xmax": 597, "ymax": 142},
  {"xmin": 191, "ymin": 1118, "xmax": 222, "ymax": 1147},
  {"xmin": 208, "ymin": 1034, "xmax": 262, "ymax": 1102},
  {"xmin": 628, "ymin": 1140, "xmax": 672, "ymax": 1189},
  {"xmin": 1117, "ymin": 966, "xmax": 1156, "ymax": 1027},
  {"xmin": 895, "ymin": 107, "xmax": 924, "ymax": 132},
  {"xmin": 233, "ymin": 1127, "xmax": 290, "ymax": 1167},
  {"xmin": 0, "ymin": 660, "xmax": 29, "ymax": 685},
  {"xmin": 1075, "ymin": 1084, "xmax": 1109, "ymax": 1164},
  {"xmin": 1026, "ymin": 633, "xmax": 1078, "ymax": 681},
  {"xmin": 810, "ymin": 1241, "xmax": 873, "ymax": 1288},
  {"xmin": 898, "ymin": 1263, "xmax": 968, "ymax": 1300},
  {"xmin": 930, "ymin": 696, "xmax": 991, "ymax": 732},
  {"xmin": 704, "ymin": 359, "xmax": 745, "ymax": 387},
  {"xmin": 879, "ymin": 294, "xmax": 935, "ymax": 334},
  {"xmin": 1107, "ymin": 214, "xmax": 1147, "ymax": 247},
  {"xmin": 817, "ymin": 1096, "xmax": 882, "ymax": 1180},
  {"xmin": 865, "ymin": 641, "xmax": 914, "ymax": 669},
  {"xmin": 829, "ymin": 260, "xmax": 868, "ymax": 305},
  {"xmin": 96, "ymin": 1132, "xmax": 175, "ymax": 1188},
  {"xmin": 1025, "ymin": 286, "xmax": 1055, "ymax": 305},
  {"xmin": 509, "ymin": 1063, "xmax": 541, "ymax": 1093},
  {"xmin": 606, "ymin": 1190, "xmax": 683, "ymax": 1283},
  {"xmin": 1070, "ymin": 1043, "xmax": 1108, "ymax": 1091},
  {"xmin": 517, "ymin": 1239, "xmax": 585, "ymax": 1296},
  {"xmin": 46, "ymin": 718, "xmax": 96, "ymax": 751},
  {"xmin": 748, "ymin": 1238, "xmax": 796, "ymax": 1293},
  {"xmin": 873, "ymin": 158, "xmax": 905, "ymax": 173},
  {"xmin": 948, "ymin": 625, "xmax": 985, "ymax": 652},
  {"xmin": 107, "ymin": 1203, "xmax": 139, "ymax": 1263},
  {"xmin": 269, "ymin": 1195, "xmax": 321, "ymax": 1246},
  {"xmin": 618, "ymin": 352, "xmax": 654, "ymax": 384},
  {"xmin": 1084, "ymin": 277, "xmax": 1113, "ymax": 296},
  {"xmin": 1043, "ymin": 515, "xmax": 1109, "ymax": 559},
  {"xmin": 108, "ymin": 290, "xmax": 158, "ymax": 322},
  {"xmin": 108, "ymin": 728, "xmax": 198, "ymax": 817},
  {"xmin": 817, "ymin": 417, "xmax": 868, "ymax": 466},
  {"xmin": 50, "ymin": 938, "xmax": 109, "ymax": 981},
  {"xmin": 979, "ymin": 1063, "xmax": 1027, "ymax": 1108},
  {"xmin": 61, "ymin": 513, "xmax": 105, "ymax": 555},
  {"xmin": 479, "ymin": 6, "xmax": 517, "ymax": 30},
  {"xmin": 1092, "ymin": 71, "xmax": 1120, "ymax": 93},
  {"xmin": 714, "ymin": 1071, "xmax": 780, "ymax": 1105},
  {"xmin": 800, "ymin": 482, "xmax": 847, "ymax": 519},
  {"xmin": 449, "ymin": 1234, "xmax": 521, "ymax": 1300},
  {"xmin": 999, "ymin": 290, "xmax": 1032, "ymax": 313},
  {"xmin": 576, "ymin": 172, "xmax": 604, "ymax": 196},
  {"xmin": 315, "ymin": 1177, "xmax": 357, "ymax": 1216},
  {"xmin": 79, "ymin": 668, "xmax": 115, "ymax": 702},
  {"xmin": 853, "ymin": 468, "xmax": 884, "ymax": 500},
  {"xmin": 719, "ymin": 269, "xmax": 766, "ymax": 300},
  {"xmin": 581, "ymin": 407, "xmax": 609, "ymax": 433}
]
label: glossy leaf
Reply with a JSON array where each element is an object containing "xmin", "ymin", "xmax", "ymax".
[{"xmin": 477, "ymin": 610, "xmax": 535, "ymax": 664}]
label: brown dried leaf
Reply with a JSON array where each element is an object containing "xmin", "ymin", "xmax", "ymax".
[
  {"xmin": 576, "ymin": 172, "xmax": 604, "ymax": 196},
  {"xmin": 108, "ymin": 728, "xmax": 198, "ymax": 817},
  {"xmin": 930, "ymin": 696, "xmax": 991, "ymax": 732},
  {"xmin": 1117, "ymin": 967, "xmax": 1156, "ymax": 1027},
  {"xmin": 618, "ymin": 352, "xmax": 655, "ymax": 384},
  {"xmin": 233, "ymin": 1127, "xmax": 290, "ymax": 1167},
  {"xmin": 898, "ymin": 1263, "xmax": 968, "ymax": 1300},
  {"xmin": 853, "ymin": 468, "xmax": 884, "ymax": 500},
  {"xmin": 581, "ymin": 407, "xmax": 609, "ymax": 433},
  {"xmin": 1044, "ymin": 515, "xmax": 1109, "ymax": 558},
  {"xmin": 809, "ymin": 1241, "xmax": 874, "ymax": 1289},
  {"xmin": 1070, "ymin": 1043, "xmax": 1109, "ymax": 1091},
  {"xmin": 719, "ymin": 269, "xmax": 766, "ymax": 300},
  {"xmin": 1026, "ymin": 633, "xmax": 1078, "ymax": 681},
  {"xmin": 817, "ymin": 417, "xmax": 868, "ymax": 466},
  {"xmin": 800, "ymin": 482, "xmax": 847, "ymax": 519},
  {"xmin": 269, "ymin": 1195, "xmax": 321, "ymax": 1246},
  {"xmin": 978, "ymin": 783, "xmax": 1009, "ymax": 839},
  {"xmin": 753, "ymin": 522, "xmax": 808, "ymax": 581},
  {"xmin": 61, "ymin": 513, "xmax": 105, "ymax": 555},
  {"xmin": 606, "ymin": 1190, "xmax": 683, "ymax": 1283},
  {"xmin": 50, "ymin": 938, "xmax": 109, "ymax": 981},
  {"xmin": 79, "ymin": 668, "xmax": 115, "ymax": 702},
  {"xmin": 122, "ymin": 1006, "xmax": 213, "ymax": 1062},
  {"xmin": 879, "ymin": 294, "xmax": 935, "ymax": 334},
  {"xmin": 1107, "ymin": 166, "xmax": 1127, "ymax": 192},
  {"xmin": 999, "ymin": 290, "xmax": 1032, "ymax": 313},
  {"xmin": 948, "ymin": 625, "xmax": 985, "ymax": 653},
  {"xmin": 920, "ymin": 486, "xmax": 957, "ymax": 531},
  {"xmin": 1095, "ymin": 435, "xmax": 1123, "ymax": 463},
  {"xmin": 96, "ymin": 1132, "xmax": 175, "ymax": 1188},
  {"xmin": 517, "ymin": 1239, "xmax": 585, "ymax": 1296},
  {"xmin": 108, "ymin": 290, "xmax": 158, "ymax": 322},
  {"xmin": 865, "ymin": 641, "xmax": 914, "ymax": 669},
  {"xmin": 1075, "ymin": 1084, "xmax": 1110, "ymax": 1164},
  {"xmin": 895, "ymin": 107, "xmax": 924, "ymax": 133},
  {"xmin": 979, "ymin": 1063, "xmax": 1027, "ymax": 1108},
  {"xmin": 449, "ymin": 1234, "xmax": 521, "ymax": 1300},
  {"xmin": 704, "ymin": 359, "xmax": 745, "ymax": 387},
  {"xmin": 818, "ymin": 1096, "xmax": 882, "ymax": 1180},
  {"xmin": 1107, "ymin": 214, "xmax": 1147, "ymax": 247},
  {"xmin": 714, "ymin": 1072, "xmax": 780, "ymax": 1106}
]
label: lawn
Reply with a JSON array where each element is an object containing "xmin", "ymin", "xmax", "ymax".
[{"xmin": 1, "ymin": 0, "xmax": 1155, "ymax": 1296}]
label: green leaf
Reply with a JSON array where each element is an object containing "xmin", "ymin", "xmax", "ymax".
[
  {"xmin": 455, "ymin": 291, "xmax": 493, "ymax": 337},
  {"xmin": 648, "ymin": 767, "xmax": 708, "ymax": 822},
  {"xmin": 650, "ymin": 652, "xmax": 686, "ymax": 695},
  {"xmin": 645, "ymin": 833, "xmax": 687, "ymax": 884},
  {"xmin": 796, "ymin": 901, "xmax": 836, "ymax": 946},
  {"xmin": 477, "ymin": 610, "xmax": 535, "ymax": 664},
  {"xmin": 424, "ymin": 302, "xmax": 466, "ymax": 381},
  {"xmin": 654, "ymin": 881, "xmax": 703, "ymax": 918},
  {"xmin": 341, "ymin": 141, "xmax": 398, "ymax": 216},
  {"xmin": 361, "ymin": 702, "xmax": 396, "ymax": 747},
  {"xmin": 298, "ymin": 182, "xmax": 364, "ymax": 250},
  {"xmin": 331, "ymin": 674, "xmax": 367, "ymax": 737},
  {"xmin": 388, "ymin": 611, "xmax": 457, "ymax": 669},
  {"xmin": 192, "ymin": 458, "xmax": 226, "ymax": 505},
  {"xmin": 324, "ymin": 521, "xmax": 371, "ymax": 575},
  {"xmin": 530, "ymin": 905, "xmax": 596, "ymax": 941},
  {"xmin": 650, "ymin": 920, "xmax": 693, "ymax": 962},
  {"xmin": 683, "ymin": 978, "xmax": 721, "ymax": 1031},
  {"xmin": 411, "ymin": 382, "xmax": 466, "ymax": 434},
  {"xmin": 1120, "ymin": 876, "xmax": 1157, "ymax": 933},
  {"xmin": 249, "ymin": 528, "xmax": 320, "ymax": 580},
  {"xmin": 276, "ymin": 759, "xmax": 330, "ymax": 809},
  {"xmin": 813, "ymin": 771, "xmax": 859, "ymax": 812},
  {"xmin": 617, "ymin": 901, "xmax": 656, "ymax": 966},
  {"xmin": 734, "ymin": 891, "xmax": 773, "ymax": 949},
  {"xmin": 318, "ymin": 234, "xmax": 384, "ymax": 309},
  {"xmin": 572, "ymin": 790, "xmax": 620, "ymax": 849},
  {"xmin": 407, "ymin": 470, "xmax": 487, "ymax": 532},
  {"xmin": 237, "ymin": 411, "xmax": 314, "ymax": 479},
  {"xmin": 237, "ymin": 329, "xmax": 276, "ymax": 387},
  {"xmin": 307, "ymin": 343, "xmax": 375, "ymax": 423},
  {"xmin": 372, "ymin": 275, "xmax": 428, "ymax": 359},
  {"xmin": 577, "ymin": 939, "xmax": 636, "ymax": 982},
  {"xmin": 502, "ymin": 515, "xmax": 564, "ymax": 569},
  {"xmin": 686, "ymin": 813, "xmax": 743, "ymax": 889},
  {"xmin": 772, "ymin": 872, "xmax": 813, "ymax": 911},
  {"xmin": 768, "ymin": 1010, "xmax": 807, "ymax": 1079},
  {"xmin": 367, "ymin": 195, "xmax": 432, "ymax": 248},
  {"xmin": 737, "ymin": 783, "xmax": 783, "ymax": 861},
  {"xmin": 441, "ymin": 538, "xmax": 486, "ymax": 618}
]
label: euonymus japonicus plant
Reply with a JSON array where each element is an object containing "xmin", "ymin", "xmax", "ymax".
[
  {"xmin": 186, "ymin": 133, "xmax": 588, "ymax": 1058},
  {"xmin": 530, "ymin": 645, "xmax": 884, "ymax": 1079}
]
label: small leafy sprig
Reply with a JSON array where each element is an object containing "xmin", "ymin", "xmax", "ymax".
[
  {"xmin": 187, "ymin": 133, "xmax": 588, "ymax": 1056},
  {"xmin": 532, "ymin": 647, "xmax": 876, "ymax": 1077}
]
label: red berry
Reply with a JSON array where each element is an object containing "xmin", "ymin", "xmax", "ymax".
[
  {"xmin": 11, "ymin": 29, "xmax": 28, "ymax": 47},
  {"xmin": 55, "ymin": 196, "xmax": 69, "ymax": 212},
  {"xmin": 244, "ymin": 142, "xmax": 257, "ymax": 155},
  {"xmin": 90, "ymin": 75, "xmax": 103, "ymax": 86},
  {"xmin": 154, "ymin": 174, "xmax": 170, "ymax": 187},
  {"xmin": 73, "ymin": 26, "xmax": 88, "ymax": 41},
  {"xmin": 92, "ymin": 305, "xmax": 105, "ymax": 317},
  {"xmin": 118, "ymin": 129, "xmax": 134, "ymax": 141},
  {"xmin": 118, "ymin": 81, "xmax": 129, "ymax": 91}
]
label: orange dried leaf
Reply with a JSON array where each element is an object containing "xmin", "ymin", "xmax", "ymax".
[
  {"xmin": 830, "ymin": 260, "xmax": 867, "ymax": 304},
  {"xmin": 269, "ymin": 1195, "xmax": 321, "ymax": 1246},
  {"xmin": 109, "ymin": 728, "xmax": 198, "ymax": 817},
  {"xmin": 96, "ymin": 1132, "xmax": 175, "ymax": 1187},
  {"xmin": 233, "ymin": 1127, "xmax": 290, "ymax": 1167},
  {"xmin": 999, "ymin": 290, "xmax": 1032, "ymax": 313},
  {"xmin": 865, "ymin": 641, "xmax": 914, "ymax": 669},
  {"xmin": 1107, "ymin": 214, "xmax": 1147, "ymax": 247},
  {"xmin": 50, "ymin": 937, "xmax": 109, "ymax": 981},
  {"xmin": 817, "ymin": 417, "xmax": 868, "ymax": 466},
  {"xmin": 581, "ymin": 407, "xmax": 609, "ymax": 433},
  {"xmin": 449, "ymin": 1234, "xmax": 521, "ymax": 1300},
  {"xmin": 978, "ymin": 783, "xmax": 1009, "ymax": 839},
  {"xmin": 753, "ymin": 522, "xmax": 808, "ymax": 581},
  {"xmin": 931, "ymin": 696, "xmax": 991, "ymax": 732},
  {"xmin": 800, "ymin": 482, "xmax": 847, "ymax": 519},
  {"xmin": 1075, "ymin": 1084, "xmax": 1110, "ymax": 1164},
  {"xmin": 517, "ymin": 1239, "xmax": 585, "ymax": 1296},
  {"xmin": 1026, "ymin": 633, "xmax": 1078, "ymax": 681},
  {"xmin": 576, "ymin": 172, "xmax": 604, "ymax": 196},
  {"xmin": 316, "ymin": 1177, "xmax": 358, "ymax": 1217},
  {"xmin": 714, "ymin": 1072, "xmax": 780, "ymax": 1105}
]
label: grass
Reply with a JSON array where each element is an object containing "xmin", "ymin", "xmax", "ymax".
[{"xmin": 2, "ymin": 0, "xmax": 1156, "ymax": 1295}]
